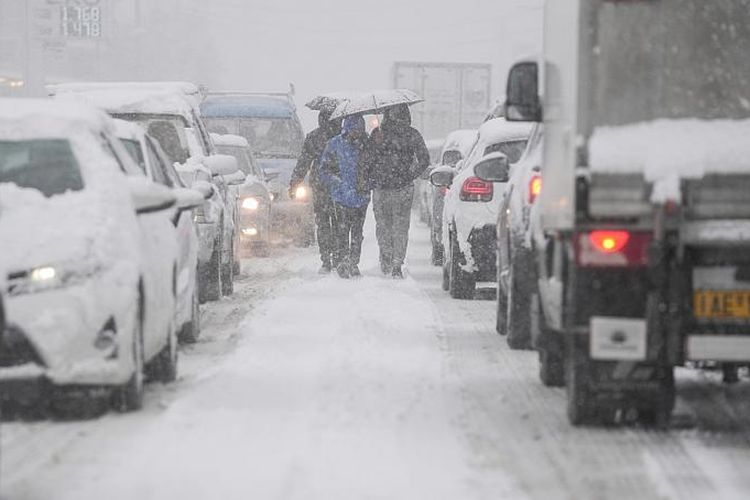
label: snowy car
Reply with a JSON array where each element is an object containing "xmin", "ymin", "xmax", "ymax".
[
  {"xmin": 489, "ymin": 123, "xmax": 543, "ymax": 349},
  {"xmin": 429, "ymin": 129, "xmax": 478, "ymax": 266},
  {"xmin": 51, "ymin": 85, "xmax": 242, "ymax": 301},
  {"xmin": 432, "ymin": 117, "xmax": 533, "ymax": 299},
  {"xmin": 212, "ymin": 133, "xmax": 274, "ymax": 257},
  {"xmin": 415, "ymin": 138, "xmax": 445, "ymax": 225},
  {"xmin": 0, "ymin": 99, "xmax": 189, "ymax": 413},
  {"xmin": 200, "ymin": 93, "xmax": 314, "ymax": 247},
  {"xmin": 114, "ymin": 119, "xmax": 207, "ymax": 343}
]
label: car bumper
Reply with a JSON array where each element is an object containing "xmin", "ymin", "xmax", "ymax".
[
  {"xmin": 2, "ymin": 267, "xmax": 138, "ymax": 388},
  {"xmin": 238, "ymin": 210, "xmax": 270, "ymax": 244}
]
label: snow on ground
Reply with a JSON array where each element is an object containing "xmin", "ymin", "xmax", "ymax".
[{"xmin": 4, "ymin": 209, "xmax": 750, "ymax": 499}]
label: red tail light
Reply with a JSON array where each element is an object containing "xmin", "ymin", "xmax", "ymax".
[
  {"xmin": 575, "ymin": 231, "xmax": 651, "ymax": 267},
  {"xmin": 460, "ymin": 177, "xmax": 493, "ymax": 202},
  {"xmin": 528, "ymin": 175, "xmax": 542, "ymax": 204}
]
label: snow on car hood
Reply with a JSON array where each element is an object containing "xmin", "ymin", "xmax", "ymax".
[
  {"xmin": 589, "ymin": 118, "xmax": 750, "ymax": 202},
  {"xmin": 0, "ymin": 184, "xmax": 115, "ymax": 275}
]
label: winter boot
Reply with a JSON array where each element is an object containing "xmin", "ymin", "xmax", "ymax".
[
  {"xmin": 337, "ymin": 262, "xmax": 351, "ymax": 279},
  {"xmin": 391, "ymin": 265, "xmax": 404, "ymax": 279},
  {"xmin": 319, "ymin": 261, "xmax": 332, "ymax": 274},
  {"xmin": 350, "ymin": 264, "xmax": 361, "ymax": 278},
  {"xmin": 380, "ymin": 259, "xmax": 392, "ymax": 275}
]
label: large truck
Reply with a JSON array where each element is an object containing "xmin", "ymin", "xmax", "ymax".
[
  {"xmin": 392, "ymin": 61, "xmax": 491, "ymax": 140},
  {"xmin": 505, "ymin": 0, "xmax": 750, "ymax": 426}
]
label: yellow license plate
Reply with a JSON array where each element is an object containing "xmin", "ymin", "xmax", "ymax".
[{"xmin": 694, "ymin": 290, "xmax": 750, "ymax": 319}]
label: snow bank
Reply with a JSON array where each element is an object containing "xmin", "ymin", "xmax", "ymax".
[{"xmin": 590, "ymin": 119, "xmax": 750, "ymax": 202}]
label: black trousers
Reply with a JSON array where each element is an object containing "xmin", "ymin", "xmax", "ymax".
[
  {"xmin": 332, "ymin": 202, "xmax": 368, "ymax": 266},
  {"xmin": 313, "ymin": 186, "xmax": 337, "ymax": 266}
]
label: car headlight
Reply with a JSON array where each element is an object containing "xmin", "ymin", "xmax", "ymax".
[
  {"xmin": 8, "ymin": 263, "xmax": 101, "ymax": 296},
  {"xmin": 295, "ymin": 186, "xmax": 308, "ymax": 200},
  {"xmin": 242, "ymin": 197, "xmax": 260, "ymax": 211}
]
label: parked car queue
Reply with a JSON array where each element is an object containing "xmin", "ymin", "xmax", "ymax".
[{"xmin": 0, "ymin": 81, "xmax": 298, "ymax": 417}]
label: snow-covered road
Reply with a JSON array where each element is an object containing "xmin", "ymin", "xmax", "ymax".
[{"xmin": 4, "ymin": 211, "xmax": 750, "ymax": 500}]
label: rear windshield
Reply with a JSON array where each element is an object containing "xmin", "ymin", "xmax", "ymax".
[
  {"xmin": 0, "ymin": 139, "xmax": 84, "ymax": 197},
  {"xmin": 112, "ymin": 113, "xmax": 190, "ymax": 164},
  {"xmin": 205, "ymin": 117, "xmax": 302, "ymax": 158},
  {"xmin": 484, "ymin": 140, "xmax": 527, "ymax": 164}
]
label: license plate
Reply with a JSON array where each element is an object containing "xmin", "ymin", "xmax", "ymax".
[{"xmin": 693, "ymin": 290, "xmax": 750, "ymax": 319}]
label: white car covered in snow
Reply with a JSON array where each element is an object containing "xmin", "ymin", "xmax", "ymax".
[
  {"xmin": 0, "ymin": 100, "xmax": 186, "ymax": 413},
  {"xmin": 114, "ymin": 119, "xmax": 207, "ymax": 343},
  {"xmin": 50, "ymin": 84, "xmax": 243, "ymax": 301},
  {"xmin": 211, "ymin": 133, "xmax": 274, "ymax": 257},
  {"xmin": 432, "ymin": 117, "xmax": 532, "ymax": 299}
]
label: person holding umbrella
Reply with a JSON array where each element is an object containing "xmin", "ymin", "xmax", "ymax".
[
  {"xmin": 289, "ymin": 109, "xmax": 342, "ymax": 273},
  {"xmin": 318, "ymin": 115, "xmax": 371, "ymax": 279},
  {"xmin": 364, "ymin": 104, "xmax": 430, "ymax": 278}
]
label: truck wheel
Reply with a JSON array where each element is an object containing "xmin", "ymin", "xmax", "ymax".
[
  {"xmin": 506, "ymin": 249, "xmax": 532, "ymax": 350},
  {"xmin": 221, "ymin": 241, "xmax": 234, "ymax": 296},
  {"xmin": 200, "ymin": 242, "xmax": 222, "ymax": 303},
  {"xmin": 449, "ymin": 234, "xmax": 475, "ymax": 299},
  {"xmin": 566, "ymin": 339, "xmax": 596, "ymax": 426},
  {"xmin": 639, "ymin": 367, "xmax": 675, "ymax": 429}
]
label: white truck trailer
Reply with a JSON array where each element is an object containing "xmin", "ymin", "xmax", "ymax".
[
  {"xmin": 392, "ymin": 61, "xmax": 491, "ymax": 141},
  {"xmin": 505, "ymin": 0, "xmax": 750, "ymax": 426}
]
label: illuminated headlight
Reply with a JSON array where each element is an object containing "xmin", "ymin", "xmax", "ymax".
[
  {"xmin": 8, "ymin": 263, "xmax": 100, "ymax": 296},
  {"xmin": 294, "ymin": 186, "xmax": 308, "ymax": 199},
  {"xmin": 242, "ymin": 227, "xmax": 258, "ymax": 236},
  {"xmin": 242, "ymin": 197, "xmax": 260, "ymax": 210},
  {"xmin": 269, "ymin": 193, "xmax": 276, "ymax": 201},
  {"xmin": 30, "ymin": 266, "xmax": 57, "ymax": 282}
]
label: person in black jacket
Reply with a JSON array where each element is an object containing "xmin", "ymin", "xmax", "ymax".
[
  {"xmin": 289, "ymin": 110, "xmax": 342, "ymax": 273},
  {"xmin": 364, "ymin": 104, "xmax": 430, "ymax": 278}
]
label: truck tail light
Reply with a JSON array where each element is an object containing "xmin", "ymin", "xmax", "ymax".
[
  {"xmin": 575, "ymin": 231, "xmax": 651, "ymax": 267},
  {"xmin": 459, "ymin": 177, "xmax": 493, "ymax": 202},
  {"xmin": 528, "ymin": 174, "xmax": 542, "ymax": 204}
]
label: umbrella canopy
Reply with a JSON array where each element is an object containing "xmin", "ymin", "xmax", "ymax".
[
  {"xmin": 305, "ymin": 91, "xmax": 364, "ymax": 113},
  {"xmin": 330, "ymin": 89, "xmax": 423, "ymax": 119}
]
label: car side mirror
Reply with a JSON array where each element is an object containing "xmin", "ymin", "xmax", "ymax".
[
  {"xmin": 173, "ymin": 187, "xmax": 205, "ymax": 211},
  {"xmin": 505, "ymin": 61, "xmax": 542, "ymax": 122},
  {"xmin": 127, "ymin": 177, "xmax": 176, "ymax": 214},
  {"xmin": 192, "ymin": 180, "xmax": 215, "ymax": 199},
  {"xmin": 430, "ymin": 165, "xmax": 455, "ymax": 188},
  {"xmin": 203, "ymin": 154, "xmax": 239, "ymax": 177},
  {"xmin": 474, "ymin": 153, "xmax": 510, "ymax": 183},
  {"xmin": 224, "ymin": 170, "xmax": 246, "ymax": 186}
]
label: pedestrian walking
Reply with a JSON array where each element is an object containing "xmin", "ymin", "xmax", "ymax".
[
  {"xmin": 364, "ymin": 104, "xmax": 430, "ymax": 278},
  {"xmin": 318, "ymin": 115, "xmax": 371, "ymax": 279},
  {"xmin": 289, "ymin": 109, "xmax": 342, "ymax": 274}
]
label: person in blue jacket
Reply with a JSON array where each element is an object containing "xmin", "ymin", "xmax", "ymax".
[{"xmin": 318, "ymin": 115, "xmax": 371, "ymax": 279}]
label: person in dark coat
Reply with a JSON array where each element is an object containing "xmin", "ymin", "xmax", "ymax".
[
  {"xmin": 363, "ymin": 104, "xmax": 430, "ymax": 278},
  {"xmin": 289, "ymin": 110, "xmax": 342, "ymax": 273},
  {"xmin": 318, "ymin": 115, "xmax": 371, "ymax": 279}
]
